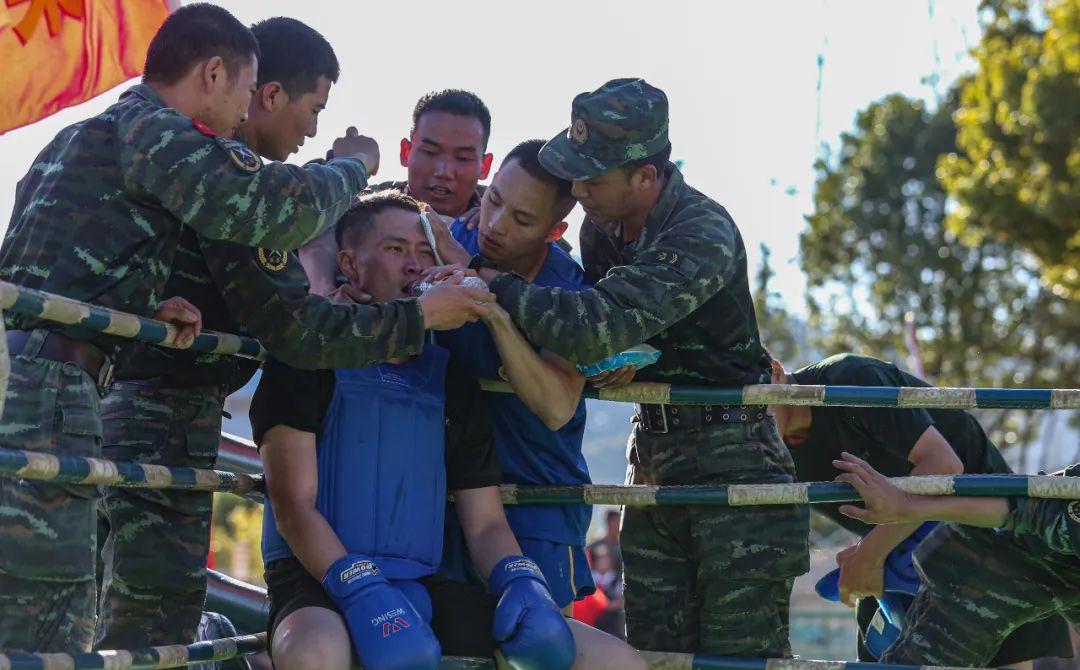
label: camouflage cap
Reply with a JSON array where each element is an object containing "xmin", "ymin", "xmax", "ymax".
[{"xmin": 539, "ymin": 78, "xmax": 669, "ymax": 181}]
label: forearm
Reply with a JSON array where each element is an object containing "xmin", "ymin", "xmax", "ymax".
[
  {"xmin": 465, "ymin": 519, "xmax": 523, "ymax": 584},
  {"xmin": 908, "ymin": 495, "xmax": 1010, "ymax": 527},
  {"xmin": 859, "ymin": 521, "xmax": 922, "ymax": 560},
  {"xmin": 256, "ymin": 297, "xmax": 425, "ymax": 370},
  {"xmin": 485, "ymin": 314, "xmax": 584, "ymax": 429},
  {"xmin": 274, "ymin": 504, "xmax": 348, "ymax": 579}
]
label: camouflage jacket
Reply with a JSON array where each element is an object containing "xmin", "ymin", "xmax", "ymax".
[
  {"xmin": 0, "ymin": 84, "xmax": 366, "ymax": 353},
  {"xmin": 490, "ymin": 163, "xmax": 768, "ymax": 386},
  {"xmin": 1004, "ymin": 463, "xmax": 1080, "ymax": 558},
  {"xmin": 115, "ymin": 226, "xmax": 427, "ymax": 391}
]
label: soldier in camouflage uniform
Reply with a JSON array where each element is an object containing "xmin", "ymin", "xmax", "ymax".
[
  {"xmin": 96, "ymin": 18, "xmax": 492, "ymax": 650},
  {"xmin": 0, "ymin": 5, "xmax": 375, "ymax": 653},
  {"xmin": 834, "ymin": 453, "xmax": 1080, "ymax": 666},
  {"xmin": 299, "ymin": 89, "xmax": 493, "ymax": 295},
  {"xmin": 466, "ymin": 79, "xmax": 810, "ymax": 656}
]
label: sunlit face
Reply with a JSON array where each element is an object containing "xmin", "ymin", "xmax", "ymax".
[
  {"xmin": 402, "ymin": 112, "xmax": 490, "ymax": 217},
  {"xmin": 204, "ymin": 55, "xmax": 258, "ymax": 136},
  {"xmin": 253, "ymin": 76, "xmax": 332, "ymax": 161},
  {"xmin": 570, "ymin": 167, "xmax": 638, "ymax": 225},
  {"xmin": 477, "ymin": 160, "xmax": 568, "ymax": 266},
  {"xmin": 340, "ymin": 208, "xmax": 436, "ymax": 303}
]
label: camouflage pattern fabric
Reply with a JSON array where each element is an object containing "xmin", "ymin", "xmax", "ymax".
[
  {"xmin": 490, "ymin": 164, "xmax": 769, "ymax": 385},
  {"xmin": 539, "ymin": 78, "xmax": 670, "ymax": 180},
  {"xmin": 882, "ymin": 522, "xmax": 1080, "ymax": 665},
  {"xmin": 0, "ymin": 83, "xmax": 366, "ymax": 355},
  {"xmin": 621, "ymin": 417, "xmax": 810, "ymax": 655},
  {"xmin": 0, "ymin": 330, "xmax": 102, "ymax": 652},
  {"xmin": 96, "ymin": 381, "xmax": 225, "ymax": 649},
  {"xmin": 1004, "ymin": 462, "xmax": 1080, "ymax": 554}
]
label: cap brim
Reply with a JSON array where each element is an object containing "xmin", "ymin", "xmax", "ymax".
[{"xmin": 539, "ymin": 129, "xmax": 625, "ymax": 181}]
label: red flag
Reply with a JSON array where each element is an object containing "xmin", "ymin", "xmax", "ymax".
[{"xmin": 1, "ymin": 0, "xmax": 172, "ymax": 134}]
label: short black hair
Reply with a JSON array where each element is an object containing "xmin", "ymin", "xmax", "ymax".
[
  {"xmin": 143, "ymin": 3, "xmax": 260, "ymax": 87},
  {"xmin": 250, "ymin": 17, "xmax": 338, "ymax": 97},
  {"xmin": 411, "ymin": 89, "xmax": 492, "ymax": 148},
  {"xmin": 502, "ymin": 139, "xmax": 575, "ymax": 219},
  {"xmin": 336, "ymin": 190, "xmax": 421, "ymax": 250},
  {"xmin": 622, "ymin": 142, "xmax": 673, "ymax": 180}
]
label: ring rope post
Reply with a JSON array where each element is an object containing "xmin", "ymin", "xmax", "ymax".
[{"xmin": 0, "ymin": 280, "xmax": 266, "ymax": 360}]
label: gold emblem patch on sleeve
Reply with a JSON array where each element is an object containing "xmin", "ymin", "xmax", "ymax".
[
  {"xmin": 216, "ymin": 137, "xmax": 263, "ymax": 173},
  {"xmin": 256, "ymin": 247, "xmax": 288, "ymax": 272}
]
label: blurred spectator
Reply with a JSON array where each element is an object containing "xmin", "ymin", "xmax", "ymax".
[
  {"xmin": 588, "ymin": 543, "xmax": 626, "ymax": 638},
  {"xmin": 588, "ymin": 509, "xmax": 624, "ymax": 579}
]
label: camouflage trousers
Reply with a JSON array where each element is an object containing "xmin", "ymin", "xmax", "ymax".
[
  {"xmin": 95, "ymin": 380, "xmax": 224, "ymax": 649},
  {"xmin": 881, "ymin": 523, "xmax": 1080, "ymax": 665},
  {"xmin": 621, "ymin": 415, "xmax": 810, "ymax": 656},
  {"xmin": 0, "ymin": 339, "xmax": 103, "ymax": 652}
]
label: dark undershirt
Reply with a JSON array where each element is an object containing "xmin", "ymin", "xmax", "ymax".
[
  {"xmin": 790, "ymin": 353, "xmax": 1010, "ymax": 536},
  {"xmin": 249, "ymin": 355, "xmax": 500, "ymax": 491}
]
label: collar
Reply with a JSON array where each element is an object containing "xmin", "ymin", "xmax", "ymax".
[
  {"xmin": 629, "ymin": 162, "xmax": 683, "ymax": 254},
  {"xmin": 120, "ymin": 83, "xmax": 168, "ymax": 109}
]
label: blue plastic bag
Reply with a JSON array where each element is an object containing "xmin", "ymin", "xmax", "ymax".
[{"xmin": 577, "ymin": 344, "xmax": 661, "ymax": 377}]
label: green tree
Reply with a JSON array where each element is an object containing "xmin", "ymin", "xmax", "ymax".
[
  {"xmin": 802, "ymin": 90, "xmax": 1079, "ymax": 451},
  {"xmin": 754, "ymin": 243, "xmax": 799, "ymax": 363},
  {"xmin": 939, "ymin": 0, "xmax": 1079, "ymax": 298}
]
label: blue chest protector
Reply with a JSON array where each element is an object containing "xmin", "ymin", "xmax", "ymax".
[{"xmin": 261, "ymin": 344, "xmax": 450, "ymax": 580}]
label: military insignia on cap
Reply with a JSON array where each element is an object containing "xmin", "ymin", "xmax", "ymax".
[
  {"xmin": 569, "ymin": 117, "xmax": 589, "ymax": 145},
  {"xmin": 1068, "ymin": 501, "xmax": 1080, "ymax": 524},
  {"xmin": 256, "ymin": 247, "xmax": 288, "ymax": 273},
  {"xmin": 216, "ymin": 137, "xmax": 263, "ymax": 173}
]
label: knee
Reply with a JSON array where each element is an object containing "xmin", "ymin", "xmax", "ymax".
[{"xmin": 272, "ymin": 627, "xmax": 351, "ymax": 670}]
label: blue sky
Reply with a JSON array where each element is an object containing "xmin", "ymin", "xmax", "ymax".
[{"xmin": 0, "ymin": 0, "xmax": 984, "ymax": 316}]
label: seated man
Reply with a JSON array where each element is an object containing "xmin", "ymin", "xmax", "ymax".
[
  {"xmin": 833, "ymin": 452, "xmax": 1080, "ymax": 667},
  {"xmin": 768, "ymin": 352, "xmax": 1072, "ymax": 663},
  {"xmin": 252, "ymin": 191, "xmax": 628, "ymax": 670},
  {"xmin": 433, "ymin": 139, "xmax": 595, "ymax": 610}
]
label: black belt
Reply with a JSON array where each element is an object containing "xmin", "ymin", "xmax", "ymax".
[
  {"xmin": 636, "ymin": 403, "xmax": 767, "ymax": 434},
  {"xmin": 7, "ymin": 329, "xmax": 113, "ymax": 388}
]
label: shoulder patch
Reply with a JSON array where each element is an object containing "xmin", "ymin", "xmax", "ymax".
[
  {"xmin": 215, "ymin": 137, "xmax": 263, "ymax": 173},
  {"xmin": 256, "ymin": 247, "xmax": 288, "ymax": 273}
]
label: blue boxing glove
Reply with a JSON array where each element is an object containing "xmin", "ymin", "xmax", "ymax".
[
  {"xmin": 489, "ymin": 556, "xmax": 575, "ymax": 670},
  {"xmin": 321, "ymin": 555, "xmax": 441, "ymax": 670}
]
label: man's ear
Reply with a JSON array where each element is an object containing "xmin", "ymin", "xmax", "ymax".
[
  {"xmin": 202, "ymin": 56, "xmax": 226, "ymax": 90},
  {"xmin": 258, "ymin": 82, "xmax": 286, "ymax": 112},
  {"xmin": 635, "ymin": 164, "xmax": 660, "ymax": 190},
  {"xmin": 400, "ymin": 138, "xmax": 412, "ymax": 167},
  {"xmin": 547, "ymin": 220, "xmax": 569, "ymax": 243},
  {"xmin": 337, "ymin": 248, "xmax": 361, "ymax": 286},
  {"xmin": 480, "ymin": 153, "xmax": 494, "ymax": 180}
]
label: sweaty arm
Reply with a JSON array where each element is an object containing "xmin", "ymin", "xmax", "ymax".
[
  {"xmin": 480, "ymin": 301, "xmax": 584, "ymax": 429},
  {"xmin": 487, "ymin": 217, "xmax": 737, "ymax": 365},
  {"xmin": 202, "ymin": 240, "xmax": 425, "ymax": 369},
  {"xmin": 836, "ymin": 452, "xmax": 1010, "ymax": 530},
  {"xmin": 855, "ymin": 425, "xmax": 965, "ymax": 561},
  {"xmin": 120, "ymin": 108, "xmax": 366, "ymax": 250},
  {"xmin": 260, "ymin": 425, "xmax": 346, "ymax": 579},
  {"xmin": 455, "ymin": 486, "xmax": 524, "ymax": 582}
]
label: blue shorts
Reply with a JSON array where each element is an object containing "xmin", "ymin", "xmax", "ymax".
[{"xmin": 518, "ymin": 538, "xmax": 595, "ymax": 608}]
